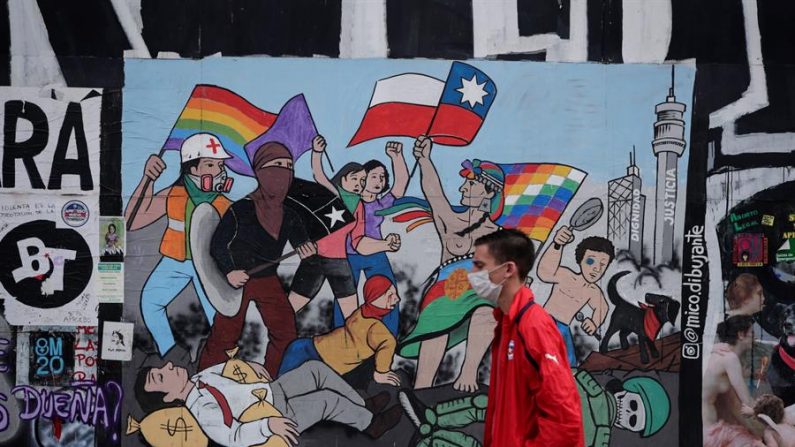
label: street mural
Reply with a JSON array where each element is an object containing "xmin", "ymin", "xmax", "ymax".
[{"xmin": 116, "ymin": 58, "xmax": 690, "ymax": 446}]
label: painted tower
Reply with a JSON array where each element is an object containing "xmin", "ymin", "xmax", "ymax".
[
  {"xmin": 652, "ymin": 66, "xmax": 686, "ymax": 265},
  {"xmin": 608, "ymin": 148, "xmax": 646, "ymax": 261}
]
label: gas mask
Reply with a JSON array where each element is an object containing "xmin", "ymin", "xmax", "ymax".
[
  {"xmin": 196, "ymin": 169, "xmax": 233, "ymax": 193},
  {"xmin": 614, "ymin": 391, "xmax": 646, "ymax": 432}
]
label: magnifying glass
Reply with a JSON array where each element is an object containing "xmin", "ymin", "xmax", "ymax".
[{"xmin": 569, "ymin": 197, "xmax": 604, "ymax": 232}]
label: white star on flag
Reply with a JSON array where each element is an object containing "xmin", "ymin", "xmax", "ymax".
[
  {"xmin": 324, "ymin": 206, "xmax": 346, "ymax": 228},
  {"xmin": 456, "ymin": 75, "xmax": 489, "ymax": 108}
]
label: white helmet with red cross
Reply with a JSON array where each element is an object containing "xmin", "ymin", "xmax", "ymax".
[{"xmin": 180, "ymin": 133, "xmax": 233, "ymax": 163}]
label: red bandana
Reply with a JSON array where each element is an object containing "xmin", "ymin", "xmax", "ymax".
[
  {"xmin": 778, "ymin": 345, "xmax": 795, "ymax": 370},
  {"xmin": 639, "ymin": 303, "xmax": 662, "ymax": 340},
  {"xmin": 361, "ymin": 275, "xmax": 393, "ymax": 320}
]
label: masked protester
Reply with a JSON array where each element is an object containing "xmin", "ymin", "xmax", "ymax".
[
  {"xmin": 199, "ymin": 142, "xmax": 317, "ymax": 376},
  {"xmin": 125, "ymin": 133, "xmax": 234, "ymax": 357},
  {"xmin": 472, "ymin": 229, "xmax": 584, "ymax": 447}
]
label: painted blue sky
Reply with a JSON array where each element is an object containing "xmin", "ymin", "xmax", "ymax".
[{"xmin": 122, "ymin": 58, "xmax": 695, "ymax": 202}]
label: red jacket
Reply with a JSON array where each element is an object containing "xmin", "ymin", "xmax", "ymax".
[{"xmin": 485, "ymin": 286, "xmax": 584, "ymax": 447}]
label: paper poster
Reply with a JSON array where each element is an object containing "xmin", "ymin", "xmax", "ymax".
[
  {"xmin": 15, "ymin": 325, "xmax": 97, "ymax": 386},
  {"xmin": 101, "ymin": 321, "xmax": 133, "ymax": 361},
  {"xmin": 99, "ymin": 216, "xmax": 125, "ymax": 262},
  {"xmin": 97, "ymin": 262, "xmax": 124, "ymax": 304},
  {"xmin": 98, "ymin": 216, "xmax": 124, "ymax": 303},
  {"xmin": 777, "ymin": 238, "xmax": 795, "ymax": 262},
  {"xmin": 733, "ymin": 233, "xmax": 768, "ymax": 267},
  {"xmin": 0, "ymin": 87, "xmax": 101, "ymax": 195},
  {"xmin": 0, "ymin": 195, "xmax": 99, "ymax": 325},
  {"xmin": 0, "ymin": 86, "xmax": 102, "ymax": 325}
]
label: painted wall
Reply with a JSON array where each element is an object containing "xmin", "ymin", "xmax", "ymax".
[{"xmin": 0, "ymin": 1, "xmax": 793, "ymax": 446}]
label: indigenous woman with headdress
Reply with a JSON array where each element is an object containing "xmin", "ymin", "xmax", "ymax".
[{"xmin": 396, "ymin": 136, "xmax": 505, "ymax": 392}]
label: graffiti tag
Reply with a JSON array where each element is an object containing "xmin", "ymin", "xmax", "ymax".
[{"xmin": 11, "ymin": 380, "xmax": 122, "ymax": 436}]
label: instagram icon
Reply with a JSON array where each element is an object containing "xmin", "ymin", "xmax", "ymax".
[{"xmin": 682, "ymin": 343, "xmax": 701, "ymax": 359}]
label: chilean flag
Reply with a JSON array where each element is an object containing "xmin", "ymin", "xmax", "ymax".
[{"xmin": 348, "ymin": 62, "xmax": 497, "ymax": 147}]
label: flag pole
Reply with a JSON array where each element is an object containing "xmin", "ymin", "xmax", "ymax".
[
  {"xmin": 407, "ymin": 120, "xmax": 436, "ymax": 184},
  {"xmin": 324, "ymin": 150, "xmax": 335, "ymax": 173},
  {"xmin": 245, "ymin": 235, "xmax": 323, "ymax": 275},
  {"xmin": 246, "ymin": 249, "xmax": 297, "ymax": 276},
  {"xmin": 126, "ymin": 148, "xmax": 166, "ymax": 231},
  {"xmin": 407, "ymin": 159, "xmax": 419, "ymax": 183}
]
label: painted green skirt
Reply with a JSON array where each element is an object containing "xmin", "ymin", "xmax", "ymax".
[{"xmin": 398, "ymin": 256, "xmax": 493, "ymax": 358}]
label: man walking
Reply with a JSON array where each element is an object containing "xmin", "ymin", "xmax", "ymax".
[{"xmin": 470, "ymin": 229, "xmax": 583, "ymax": 446}]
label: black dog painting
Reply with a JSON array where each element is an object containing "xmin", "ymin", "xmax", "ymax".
[
  {"xmin": 767, "ymin": 302, "xmax": 795, "ymax": 406},
  {"xmin": 599, "ymin": 271, "xmax": 681, "ymax": 364}
]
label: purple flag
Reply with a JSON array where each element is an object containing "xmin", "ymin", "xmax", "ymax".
[{"xmin": 244, "ymin": 94, "xmax": 318, "ymax": 170}]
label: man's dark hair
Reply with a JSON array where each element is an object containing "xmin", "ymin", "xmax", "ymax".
[
  {"xmin": 474, "ymin": 229, "xmax": 535, "ymax": 280},
  {"xmin": 330, "ymin": 162, "xmax": 365, "ymax": 188},
  {"xmin": 173, "ymin": 159, "xmax": 203, "ymax": 186},
  {"xmin": 134, "ymin": 366, "xmax": 181, "ymax": 414},
  {"xmin": 754, "ymin": 393, "xmax": 785, "ymax": 424},
  {"xmin": 575, "ymin": 236, "xmax": 615, "ymax": 264},
  {"xmin": 363, "ymin": 160, "xmax": 391, "ymax": 191},
  {"xmin": 716, "ymin": 315, "xmax": 754, "ymax": 345}
]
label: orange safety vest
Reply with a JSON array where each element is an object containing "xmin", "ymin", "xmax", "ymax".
[{"xmin": 160, "ymin": 185, "xmax": 231, "ymax": 261}]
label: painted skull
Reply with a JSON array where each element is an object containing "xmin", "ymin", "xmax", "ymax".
[{"xmin": 614, "ymin": 390, "xmax": 646, "ymax": 432}]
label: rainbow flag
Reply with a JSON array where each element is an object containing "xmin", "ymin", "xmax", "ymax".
[
  {"xmin": 163, "ymin": 85, "xmax": 277, "ymax": 175},
  {"xmin": 497, "ymin": 163, "xmax": 586, "ymax": 241}
]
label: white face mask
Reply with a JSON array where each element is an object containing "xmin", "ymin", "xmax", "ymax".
[{"xmin": 467, "ymin": 263, "xmax": 508, "ymax": 302}]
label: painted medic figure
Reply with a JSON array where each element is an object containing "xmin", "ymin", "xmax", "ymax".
[{"xmin": 125, "ymin": 132, "xmax": 234, "ymax": 356}]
